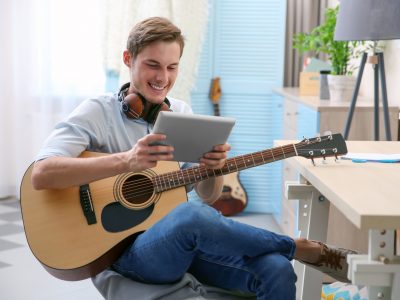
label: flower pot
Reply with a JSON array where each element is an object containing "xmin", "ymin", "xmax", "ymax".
[{"xmin": 327, "ymin": 75, "xmax": 356, "ymax": 103}]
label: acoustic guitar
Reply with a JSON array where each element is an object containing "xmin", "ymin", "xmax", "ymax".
[
  {"xmin": 208, "ymin": 77, "xmax": 248, "ymax": 216},
  {"xmin": 20, "ymin": 133, "xmax": 347, "ymax": 281}
]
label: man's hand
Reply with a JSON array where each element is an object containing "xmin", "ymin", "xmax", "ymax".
[
  {"xmin": 199, "ymin": 143, "xmax": 231, "ymax": 169},
  {"xmin": 125, "ymin": 134, "xmax": 174, "ymax": 172}
]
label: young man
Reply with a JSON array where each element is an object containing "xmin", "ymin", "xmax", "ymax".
[{"xmin": 31, "ymin": 17, "xmax": 355, "ymax": 299}]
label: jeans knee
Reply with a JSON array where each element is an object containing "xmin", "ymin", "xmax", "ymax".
[
  {"xmin": 253, "ymin": 253, "xmax": 297, "ymax": 289},
  {"xmin": 169, "ymin": 202, "xmax": 216, "ymax": 229},
  {"xmin": 272, "ymin": 255, "xmax": 296, "ymax": 283}
]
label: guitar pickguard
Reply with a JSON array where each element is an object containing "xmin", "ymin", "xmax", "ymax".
[{"xmin": 101, "ymin": 202, "xmax": 154, "ymax": 233}]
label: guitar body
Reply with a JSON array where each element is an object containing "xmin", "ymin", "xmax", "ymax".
[
  {"xmin": 20, "ymin": 152, "xmax": 187, "ymax": 281},
  {"xmin": 208, "ymin": 77, "xmax": 248, "ymax": 216},
  {"xmin": 211, "ymin": 172, "xmax": 248, "ymax": 216}
]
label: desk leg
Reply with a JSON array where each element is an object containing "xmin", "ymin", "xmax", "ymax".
[
  {"xmin": 286, "ymin": 180, "xmax": 330, "ymax": 300},
  {"xmin": 368, "ymin": 229, "xmax": 394, "ymax": 300},
  {"xmin": 348, "ymin": 229, "xmax": 400, "ymax": 300}
]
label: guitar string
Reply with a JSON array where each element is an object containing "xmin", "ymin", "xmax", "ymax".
[
  {"xmin": 93, "ymin": 140, "xmax": 338, "ymax": 199},
  {"xmin": 93, "ymin": 137, "xmax": 340, "ymax": 198}
]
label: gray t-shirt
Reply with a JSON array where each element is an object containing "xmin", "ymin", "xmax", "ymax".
[{"xmin": 37, "ymin": 93, "xmax": 194, "ymax": 168}]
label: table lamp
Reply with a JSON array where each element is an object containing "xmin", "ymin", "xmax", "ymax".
[{"xmin": 334, "ymin": 0, "xmax": 400, "ymax": 140}]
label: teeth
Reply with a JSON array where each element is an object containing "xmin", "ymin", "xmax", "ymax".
[{"xmin": 150, "ymin": 83, "xmax": 165, "ymax": 90}]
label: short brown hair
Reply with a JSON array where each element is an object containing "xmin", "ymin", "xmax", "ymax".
[{"xmin": 127, "ymin": 17, "xmax": 185, "ymax": 57}]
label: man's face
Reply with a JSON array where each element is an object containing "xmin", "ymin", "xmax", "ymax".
[{"xmin": 124, "ymin": 41, "xmax": 181, "ymax": 104}]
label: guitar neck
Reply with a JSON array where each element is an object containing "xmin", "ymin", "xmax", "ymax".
[
  {"xmin": 213, "ymin": 103, "xmax": 220, "ymax": 117},
  {"xmin": 154, "ymin": 143, "xmax": 297, "ymax": 193}
]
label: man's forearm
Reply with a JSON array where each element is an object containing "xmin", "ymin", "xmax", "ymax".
[
  {"xmin": 31, "ymin": 153, "xmax": 129, "ymax": 190},
  {"xmin": 195, "ymin": 176, "xmax": 223, "ymax": 204}
]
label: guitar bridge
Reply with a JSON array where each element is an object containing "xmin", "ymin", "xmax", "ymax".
[{"xmin": 79, "ymin": 184, "xmax": 97, "ymax": 225}]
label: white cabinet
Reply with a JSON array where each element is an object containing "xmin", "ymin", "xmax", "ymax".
[{"xmin": 274, "ymin": 87, "xmax": 399, "ymax": 252}]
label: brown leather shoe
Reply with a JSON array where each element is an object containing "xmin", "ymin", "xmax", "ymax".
[{"xmin": 300, "ymin": 241, "xmax": 358, "ymax": 283}]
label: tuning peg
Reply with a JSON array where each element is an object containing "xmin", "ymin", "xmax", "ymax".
[{"xmin": 310, "ymin": 157, "xmax": 315, "ymax": 166}]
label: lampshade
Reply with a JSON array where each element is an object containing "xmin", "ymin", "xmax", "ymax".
[{"xmin": 334, "ymin": 0, "xmax": 400, "ymax": 41}]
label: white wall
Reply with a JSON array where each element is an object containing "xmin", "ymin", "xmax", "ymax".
[{"xmin": 359, "ymin": 42, "xmax": 400, "ymax": 106}]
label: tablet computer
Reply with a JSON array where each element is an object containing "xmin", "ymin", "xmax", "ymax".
[{"xmin": 151, "ymin": 111, "xmax": 236, "ymax": 163}]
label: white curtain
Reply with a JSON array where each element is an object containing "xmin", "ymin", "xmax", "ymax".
[
  {"xmin": 0, "ymin": 0, "xmax": 106, "ymax": 198},
  {"xmin": 103, "ymin": 0, "xmax": 209, "ymax": 102},
  {"xmin": 0, "ymin": 0, "xmax": 209, "ymax": 198},
  {"xmin": 284, "ymin": 0, "xmax": 329, "ymax": 87}
]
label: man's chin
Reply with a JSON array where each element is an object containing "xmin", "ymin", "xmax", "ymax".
[{"xmin": 144, "ymin": 93, "xmax": 167, "ymax": 103}]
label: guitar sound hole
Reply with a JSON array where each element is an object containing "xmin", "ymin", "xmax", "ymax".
[{"xmin": 121, "ymin": 174, "xmax": 154, "ymax": 205}]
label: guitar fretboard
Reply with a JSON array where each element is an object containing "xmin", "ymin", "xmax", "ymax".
[{"xmin": 153, "ymin": 143, "xmax": 297, "ymax": 193}]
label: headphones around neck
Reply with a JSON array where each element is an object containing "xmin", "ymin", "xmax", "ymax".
[{"xmin": 118, "ymin": 82, "xmax": 171, "ymax": 124}]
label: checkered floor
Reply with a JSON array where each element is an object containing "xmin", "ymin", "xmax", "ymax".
[
  {"xmin": 0, "ymin": 198, "xmax": 102, "ymax": 300},
  {"xmin": 0, "ymin": 198, "xmax": 25, "ymax": 268}
]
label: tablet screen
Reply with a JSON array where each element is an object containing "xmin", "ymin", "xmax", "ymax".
[{"xmin": 151, "ymin": 111, "xmax": 235, "ymax": 163}]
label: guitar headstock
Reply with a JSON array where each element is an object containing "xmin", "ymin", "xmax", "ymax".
[
  {"xmin": 209, "ymin": 77, "xmax": 222, "ymax": 104},
  {"xmin": 295, "ymin": 133, "xmax": 347, "ymax": 160}
]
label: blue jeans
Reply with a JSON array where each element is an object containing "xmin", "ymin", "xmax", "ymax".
[{"xmin": 113, "ymin": 202, "xmax": 297, "ymax": 300}]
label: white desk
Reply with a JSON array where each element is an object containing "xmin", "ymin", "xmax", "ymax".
[{"xmin": 276, "ymin": 140, "xmax": 400, "ymax": 300}]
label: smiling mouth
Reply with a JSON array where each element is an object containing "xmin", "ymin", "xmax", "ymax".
[{"xmin": 149, "ymin": 83, "xmax": 166, "ymax": 91}]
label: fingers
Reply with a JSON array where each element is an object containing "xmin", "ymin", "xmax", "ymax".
[
  {"xmin": 213, "ymin": 143, "xmax": 231, "ymax": 152},
  {"xmin": 141, "ymin": 134, "xmax": 174, "ymax": 160},
  {"xmin": 145, "ymin": 133, "xmax": 167, "ymax": 143},
  {"xmin": 199, "ymin": 143, "xmax": 231, "ymax": 169}
]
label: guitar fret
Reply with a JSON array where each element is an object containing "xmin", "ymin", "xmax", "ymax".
[
  {"xmin": 260, "ymin": 151, "xmax": 266, "ymax": 163},
  {"xmin": 192, "ymin": 169, "xmax": 196, "ymax": 182},
  {"xmin": 272, "ymin": 148, "xmax": 281, "ymax": 160},
  {"xmin": 181, "ymin": 170, "xmax": 186, "ymax": 184},
  {"xmin": 270, "ymin": 149, "xmax": 275, "ymax": 161},
  {"xmin": 250, "ymin": 153, "xmax": 256, "ymax": 166},
  {"xmin": 167, "ymin": 174, "xmax": 173, "ymax": 188},
  {"xmin": 245, "ymin": 155, "xmax": 253, "ymax": 167},
  {"xmin": 281, "ymin": 146, "xmax": 286, "ymax": 158},
  {"xmin": 154, "ymin": 175, "xmax": 160, "ymax": 192},
  {"xmin": 252, "ymin": 152, "xmax": 264, "ymax": 166},
  {"xmin": 233, "ymin": 159, "xmax": 238, "ymax": 171},
  {"xmin": 204, "ymin": 168, "xmax": 210, "ymax": 179},
  {"xmin": 158, "ymin": 174, "xmax": 163, "ymax": 190},
  {"xmin": 161, "ymin": 175, "xmax": 165, "ymax": 191},
  {"xmin": 172, "ymin": 172, "xmax": 178, "ymax": 187}
]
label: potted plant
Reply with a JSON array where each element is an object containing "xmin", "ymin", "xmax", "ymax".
[{"xmin": 293, "ymin": 6, "xmax": 361, "ymax": 102}]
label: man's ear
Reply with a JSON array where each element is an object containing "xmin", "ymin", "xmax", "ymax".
[{"xmin": 123, "ymin": 50, "xmax": 131, "ymax": 67}]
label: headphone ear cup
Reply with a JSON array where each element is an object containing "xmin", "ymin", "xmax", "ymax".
[
  {"xmin": 122, "ymin": 93, "xmax": 145, "ymax": 119},
  {"xmin": 145, "ymin": 101, "xmax": 172, "ymax": 124}
]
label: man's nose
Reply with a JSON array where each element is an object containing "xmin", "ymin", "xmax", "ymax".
[{"xmin": 156, "ymin": 68, "xmax": 168, "ymax": 82}]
